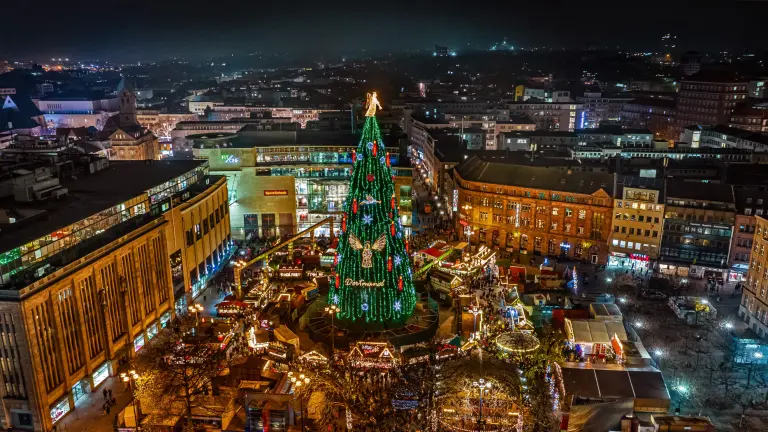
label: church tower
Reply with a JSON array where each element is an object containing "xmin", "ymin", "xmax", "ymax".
[{"xmin": 116, "ymin": 77, "xmax": 137, "ymax": 127}]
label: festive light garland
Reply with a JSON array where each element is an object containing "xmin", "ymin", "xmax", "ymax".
[{"xmin": 328, "ymin": 112, "xmax": 417, "ymax": 323}]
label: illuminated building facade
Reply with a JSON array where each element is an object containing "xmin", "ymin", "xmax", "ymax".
[
  {"xmin": 454, "ymin": 155, "xmax": 614, "ymax": 264},
  {"xmin": 608, "ymin": 181, "xmax": 665, "ymax": 270},
  {"xmin": 658, "ymin": 181, "xmax": 735, "ymax": 278},
  {"xmin": 676, "ymin": 73, "xmax": 748, "ymax": 128},
  {"xmin": 191, "ymin": 128, "xmax": 413, "ymax": 239},
  {"xmin": 740, "ymin": 215, "xmax": 768, "ymax": 338},
  {"xmin": 0, "ymin": 159, "xmax": 229, "ymax": 431}
]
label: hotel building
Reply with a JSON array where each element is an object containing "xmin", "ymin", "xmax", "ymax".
[
  {"xmin": 453, "ymin": 155, "xmax": 615, "ymax": 264},
  {"xmin": 190, "ymin": 127, "xmax": 413, "ymax": 239},
  {"xmin": 0, "ymin": 159, "xmax": 230, "ymax": 430}
]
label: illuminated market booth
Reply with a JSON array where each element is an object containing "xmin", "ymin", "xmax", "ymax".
[
  {"xmin": 215, "ymin": 300, "xmax": 250, "ymax": 317},
  {"xmin": 347, "ymin": 341, "xmax": 400, "ymax": 369}
]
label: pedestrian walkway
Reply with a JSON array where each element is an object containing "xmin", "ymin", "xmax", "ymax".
[{"xmin": 56, "ymin": 375, "xmax": 132, "ymax": 432}]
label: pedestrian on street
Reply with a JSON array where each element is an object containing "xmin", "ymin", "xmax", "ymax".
[
  {"xmin": 103, "ymin": 388, "xmax": 108, "ymax": 399},
  {"xmin": 108, "ymin": 388, "xmax": 112, "ymax": 398}
]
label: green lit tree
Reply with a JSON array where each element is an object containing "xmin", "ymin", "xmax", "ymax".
[{"xmin": 329, "ymin": 92, "xmax": 416, "ymax": 323}]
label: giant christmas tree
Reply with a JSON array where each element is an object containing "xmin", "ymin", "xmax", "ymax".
[{"xmin": 329, "ymin": 92, "xmax": 416, "ymax": 323}]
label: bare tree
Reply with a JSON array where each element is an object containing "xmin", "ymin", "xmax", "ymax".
[{"xmin": 133, "ymin": 316, "xmax": 246, "ymax": 430}]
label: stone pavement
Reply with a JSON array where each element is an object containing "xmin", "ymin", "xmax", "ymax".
[{"xmin": 55, "ymin": 375, "xmax": 132, "ymax": 432}]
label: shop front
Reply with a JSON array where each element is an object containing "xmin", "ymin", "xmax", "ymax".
[
  {"xmin": 134, "ymin": 334, "xmax": 145, "ymax": 352},
  {"xmin": 608, "ymin": 252, "xmax": 652, "ymax": 271},
  {"xmin": 72, "ymin": 379, "xmax": 89, "ymax": 404},
  {"xmin": 657, "ymin": 262, "xmax": 689, "ymax": 277},
  {"xmin": 729, "ymin": 263, "xmax": 749, "ymax": 282},
  {"xmin": 50, "ymin": 397, "xmax": 71, "ymax": 425},
  {"xmin": 93, "ymin": 362, "xmax": 110, "ymax": 388}
]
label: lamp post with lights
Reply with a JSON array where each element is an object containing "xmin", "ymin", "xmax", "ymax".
[
  {"xmin": 289, "ymin": 373, "xmax": 311, "ymax": 430},
  {"xmin": 324, "ymin": 305, "xmax": 340, "ymax": 358},
  {"xmin": 121, "ymin": 370, "xmax": 141, "ymax": 430},
  {"xmin": 470, "ymin": 304, "xmax": 481, "ymax": 334},
  {"xmin": 188, "ymin": 303, "xmax": 203, "ymax": 325},
  {"xmin": 472, "ymin": 378, "xmax": 492, "ymax": 430}
]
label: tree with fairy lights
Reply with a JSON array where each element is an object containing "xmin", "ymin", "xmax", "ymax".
[{"xmin": 329, "ymin": 92, "xmax": 416, "ymax": 323}]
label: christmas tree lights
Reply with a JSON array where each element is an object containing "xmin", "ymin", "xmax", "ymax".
[{"xmin": 329, "ymin": 93, "xmax": 416, "ymax": 323}]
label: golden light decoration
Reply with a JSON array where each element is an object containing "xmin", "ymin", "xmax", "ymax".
[
  {"xmin": 495, "ymin": 331, "xmax": 540, "ymax": 354},
  {"xmin": 365, "ymin": 92, "xmax": 382, "ymax": 117}
]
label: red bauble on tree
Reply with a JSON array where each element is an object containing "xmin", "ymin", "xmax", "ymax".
[{"xmin": 366, "ymin": 173, "xmax": 375, "ymax": 182}]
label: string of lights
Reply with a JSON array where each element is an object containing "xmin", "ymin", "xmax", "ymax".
[{"xmin": 328, "ymin": 102, "xmax": 417, "ymax": 323}]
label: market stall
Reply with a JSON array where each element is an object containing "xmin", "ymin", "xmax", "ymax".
[{"xmin": 347, "ymin": 341, "xmax": 400, "ymax": 369}]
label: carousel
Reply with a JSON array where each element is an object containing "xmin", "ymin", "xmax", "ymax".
[
  {"xmin": 435, "ymin": 356, "xmax": 523, "ymax": 432},
  {"xmin": 495, "ymin": 331, "xmax": 540, "ymax": 357}
]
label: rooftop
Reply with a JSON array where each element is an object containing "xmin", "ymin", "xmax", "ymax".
[
  {"xmin": 559, "ymin": 362, "xmax": 669, "ymax": 401},
  {"xmin": 192, "ymin": 129, "xmax": 402, "ymax": 150},
  {"xmin": 455, "ymin": 154, "xmax": 615, "ymax": 195},
  {"xmin": 665, "ymin": 179, "xmax": 734, "ymax": 204},
  {"xmin": 0, "ymin": 160, "xmax": 206, "ymax": 253}
]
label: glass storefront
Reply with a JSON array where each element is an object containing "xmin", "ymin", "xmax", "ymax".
[
  {"xmin": 50, "ymin": 397, "xmax": 70, "ymax": 424},
  {"xmin": 161, "ymin": 311, "xmax": 172, "ymax": 328},
  {"xmin": 72, "ymin": 380, "xmax": 88, "ymax": 403},
  {"xmin": 134, "ymin": 334, "xmax": 145, "ymax": 352},
  {"xmin": 147, "ymin": 323, "xmax": 159, "ymax": 340},
  {"xmin": 93, "ymin": 362, "xmax": 110, "ymax": 388},
  {"xmin": 608, "ymin": 252, "xmax": 651, "ymax": 271}
]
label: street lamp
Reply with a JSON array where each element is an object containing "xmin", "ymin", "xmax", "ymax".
[
  {"xmin": 121, "ymin": 370, "xmax": 141, "ymax": 430},
  {"xmin": 291, "ymin": 374, "xmax": 311, "ymax": 430},
  {"xmin": 324, "ymin": 305, "xmax": 340, "ymax": 358},
  {"xmin": 188, "ymin": 303, "xmax": 203, "ymax": 325},
  {"xmin": 472, "ymin": 378, "xmax": 492, "ymax": 429},
  {"xmin": 470, "ymin": 305, "xmax": 481, "ymax": 334}
]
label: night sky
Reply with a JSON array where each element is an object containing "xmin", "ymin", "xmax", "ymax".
[{"xmin": 4, "ymin": 0, "xmax": 768, "ymax": 61}]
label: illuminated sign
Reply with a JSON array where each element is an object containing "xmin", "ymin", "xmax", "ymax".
[
  {"xmin": 221, "ymin": 154, "xmax": 240, "ymax": 164},
  {"xmin": 264, "ymin": 190, "xmax": 288, "ymax": 196},
  {"xmin": 452, "ymin": 189, "xmax": 458, "ymax": 211}
]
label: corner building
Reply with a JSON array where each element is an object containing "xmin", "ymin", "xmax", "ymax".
[
  {"xmin": 0, "ymin": 159, "xmax": 229, "ymax": 430},
  {"xmin": 741, "ymin": 216, "xmax": 768, "ymax": 338},
  {"xmin": 454, "ymin": 155, "xmax": 614, "ymax": 264}
]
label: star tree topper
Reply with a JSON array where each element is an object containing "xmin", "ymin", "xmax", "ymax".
[{"xmin": 349, "ymin": 233, "xmax": 387, "ymax": 268}]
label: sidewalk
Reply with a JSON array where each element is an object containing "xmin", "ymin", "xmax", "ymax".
[{"xmin": 56, "ymin": 375, "xmax": 132, "ymax": 432}]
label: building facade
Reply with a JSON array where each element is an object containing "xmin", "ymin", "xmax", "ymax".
[
  {"xmin": 608, "ymin": 183, "xmax": 665, "ymax": 271},
  {"xmin": 741, "ymin": 216, "xmax": 768, "ymax": 338},
  {"xmin": 676, "ymin": 74, "xmax": 748, "ymax": 128},
  {"xmin": 679, "ymin": 125, "xmax": 768, "ymax": 152},
  {"xmin": 506, "ymin": 102, "xmax": 583, "ymax": 132},
  {"xmin": 0, "ymin": 160, "xmax": 228, "ymax": 430},
  {"xmin": 191, "ymin": 129, "xmax": 413, "ymax": 239},
  {"xmin": 576, "ymin": 92, "xmax": 633, "ymax": 129},
  {"xmin": 658, "ymin": 181, "xmax": 736, "ymax": 278},
  {"xmin": 620, "ymin": 98, "xmax": 677, "ymax": 141},
  {"xmin": 454, "ymin": 155, "xmax": 614, "ymax": 264}
]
